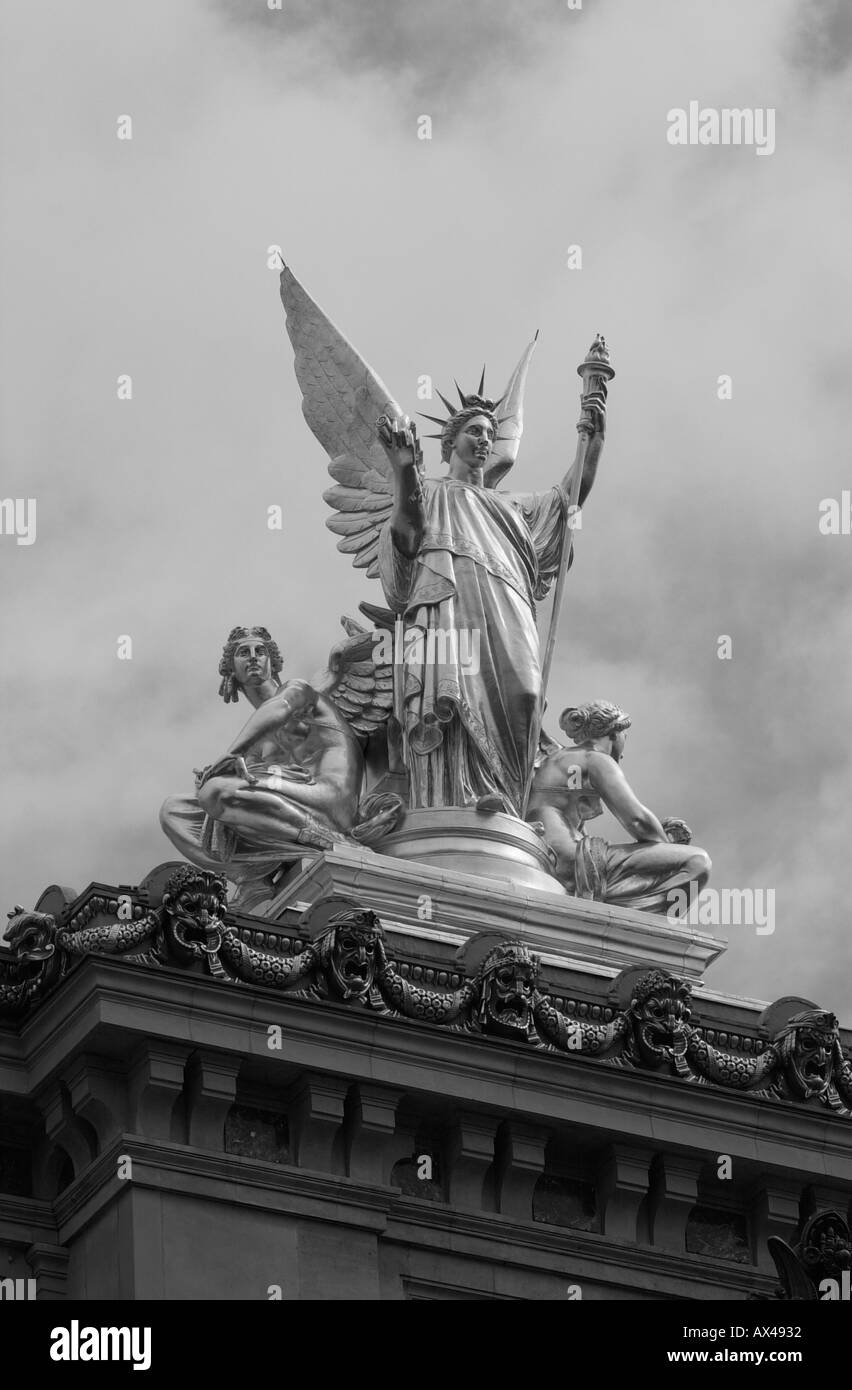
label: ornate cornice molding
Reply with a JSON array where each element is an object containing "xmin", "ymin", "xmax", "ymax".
[{"xmin": 3, "ymin": 868, "xmax": 851, "ymax": 1119}]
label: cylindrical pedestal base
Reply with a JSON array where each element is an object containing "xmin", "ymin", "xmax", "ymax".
[{"xmin": 377, "ymin": 807, "xmax": 566, "ymax": 895}]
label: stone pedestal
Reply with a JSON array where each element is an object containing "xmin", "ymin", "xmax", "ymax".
[
  {"xmin": 378, "ymin": 807, "xmax": 564, "ymax": 894},
  {"xmin": 265, "ymin": 841, "xmax": 726, "ymax": 982}
]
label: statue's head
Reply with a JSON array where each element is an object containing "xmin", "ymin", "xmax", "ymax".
[
  {"xmin": 559, "ymin": 701, "xmax": 631, "ymax": 760},
  {"xmin": 420, "ymin": 376, "xmax": 507, "ymax": 474},
  {"xmin": 443, "ymin": 407, "xmax": 498, "ymax": 472},
  {"xmin": 772, "ymin": 1008, "xmax": 841, "ymax": 1101},
  {"xmin": 627, "ymin": 970, "xmax": 693, "ymax": 1067},
  {"xmin": 476, "ymin": 940, "xmax": 541, "ymax": 1040},
  {"xmin": 316, "ymin": 907, "xmax": 383, "ymax": 1002},
  {"xmin": 161, "ymin": 866, "xmax": 228, "ymax": 964},
  {"xmin": 218, "ymin": 626, "xmax": 283, "ymax": 703}
]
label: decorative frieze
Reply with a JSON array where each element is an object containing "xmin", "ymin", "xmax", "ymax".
[{"xmin": 3, "ymin": 868, "xmax": 851, "ymax": 1120}]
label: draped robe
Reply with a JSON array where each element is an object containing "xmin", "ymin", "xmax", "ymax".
[{"xmin": 379, "ymin": 477, "xmax": 567, "ymax": 816}]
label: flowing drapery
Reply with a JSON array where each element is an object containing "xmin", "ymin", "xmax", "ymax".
[{"xmin": 379, "ymin": 477, "xmax": 566, "ymax": 815}]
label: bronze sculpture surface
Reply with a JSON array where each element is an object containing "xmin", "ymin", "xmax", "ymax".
[
  {"xmin": 528, "ymin": 701, "xmax": 711, "ymax": 911},
  {"xmin": 160, "ymin": 622, "xmax": 402, "ymax": 910},
  {"xmin": 154, "ymin": 261, "xmax": 712, "ymax": 919},
  {"xmin": 279, "ymin": 263, "xmax": 607, "ymax": 821}
]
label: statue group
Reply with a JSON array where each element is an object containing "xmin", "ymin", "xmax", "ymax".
[{"xmin": 161, "ymin": 263, "xmax": 710, "ymax": 915}]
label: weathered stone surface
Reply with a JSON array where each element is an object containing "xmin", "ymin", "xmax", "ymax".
[{"xmin": 268, "ymin": 845, "xmax": 726, "ymax": 980}]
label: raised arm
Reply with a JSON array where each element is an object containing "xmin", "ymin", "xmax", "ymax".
[
  {"xmin": 376, "ymin": 415, "xmax": 425, "ymax": 560},
  {"xmin": 559, "ymin": 388, "xmax": 607, "ymax": 508},
  {"xmin": 585, "ymin": 750, "xmax": 669, "ymax": 844}
]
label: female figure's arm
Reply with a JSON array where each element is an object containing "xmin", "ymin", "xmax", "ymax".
[
  {"xmin": 558, "ymin": 390, "xmax": 607, "ymax": 507},
  {"xmin": 377, "ymin": 415, "xmax": 426, "ymax": 559},
  {"xmin": 587, "ymin": 751, "xmax": 669, "ymax": 844}
]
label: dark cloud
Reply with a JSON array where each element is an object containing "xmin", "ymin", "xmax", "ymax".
[
  {"xmin": 787, "ymin": 0, "xmax": 852, "ymax": 76},
  {"xmin": 215, "ymin": 0, "xmax": 576, "ymax": 101}
]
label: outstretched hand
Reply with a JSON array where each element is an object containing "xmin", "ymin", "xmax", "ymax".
[{"xmin": 376, "ymin": 414, "xmax": 422, "ymax": 472}]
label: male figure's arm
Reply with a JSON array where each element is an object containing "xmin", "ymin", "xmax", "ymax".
[
  {"xmin": 226, "ymin": 680, "xmax": 317, "ymax": 759},
  {"xmin": 586, "ymin": 750, "xmax": 669, "ymax": 844}
]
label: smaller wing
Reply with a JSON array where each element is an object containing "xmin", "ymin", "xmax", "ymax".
[
  {"xmin": 311, "ymin": 617, "xmax": 394, "ymax": 737},
  {"xmin": 483, "ymin": 333, "xmax": 539, "ymax": 489}
]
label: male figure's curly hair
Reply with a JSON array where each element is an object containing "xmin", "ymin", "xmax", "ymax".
[{"xmin": 218, "ymin": 626, "xmax": 283, "ymax": 704}]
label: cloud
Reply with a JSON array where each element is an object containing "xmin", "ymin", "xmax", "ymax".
[
  {"xmin": 1, "ymin": 0, "xmax": 850, "ymax": 1020},
  {"xmin": 786, "ymin": 0, "xmax": 852, "ymax": 76},
  {"xmin": 215, "ymin": 0, "xmax": 570, "ymax": 103}
]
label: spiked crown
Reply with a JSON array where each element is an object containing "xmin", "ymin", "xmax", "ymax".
[{"xmin": 419, "ymin": 367, "xmax": 513, "ymax": 463}]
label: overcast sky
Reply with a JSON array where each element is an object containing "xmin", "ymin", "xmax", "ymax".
[{"xmin": 1, "ymin": 0, "xmax": 850, "ymax": 1016}]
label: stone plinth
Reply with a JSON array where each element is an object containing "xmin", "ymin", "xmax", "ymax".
[{"xmin": 265, "ymin": 844, "xmax": 726, "ymax": 981}]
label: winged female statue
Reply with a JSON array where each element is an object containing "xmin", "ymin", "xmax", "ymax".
[
  {"xmin": 159, "ymin": 620, "xmax": 403, "ymax": 910},
  {"xmin": 279, "ymin": 262, "xmax": 608, "ymax": 820}
]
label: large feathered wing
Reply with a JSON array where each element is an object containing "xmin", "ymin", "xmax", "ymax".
[
  {"xmin": 310, "ymin": 617, "xmax": 394, "ymax": 738},
  {"xmin": 279, "ymin": 262, "xmax": 406, "ymax": 579}
]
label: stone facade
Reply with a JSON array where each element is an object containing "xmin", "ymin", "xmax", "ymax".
[{"xmin": 0, "ymin": 855, "xmax": 850, "ymax": 1301}]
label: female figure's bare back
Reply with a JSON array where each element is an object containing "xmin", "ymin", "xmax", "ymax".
[{"xmin": 528, "ymin": 704, "xmax": 710, "ymax": 912}]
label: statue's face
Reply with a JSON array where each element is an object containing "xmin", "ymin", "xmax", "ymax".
[
  {"xmin": 451, "ymin": 414, "xmax": 494, "ymax": 471},
  {"xmin": 482, "ymin": 949, "xmax": 539, "ymax": 1039},
  {"xmin": 610, "ymin": 730, "xmax": 626, "ymax": 762},
  {"xmin": 630, "ymin": 975, "xmax": 692, "ymax": 1066},
  {"xmin": 328, "ymin": 917, "xmax": 380, "ymax": 1000},
  {"xmin": 786, "ymin": 1014, "xmax": 838, "ymax": 1099},
  {"xmin": 233, "ymin": 638, "xmax": 271, "ymax": 690},
  {"xmin": 163, "ymin": 873, "xmax": 227, "ymax": 963}
]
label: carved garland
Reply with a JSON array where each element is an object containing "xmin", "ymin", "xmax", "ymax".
[{"xmin": 2, "ymin": 871, "xmax": 850, "ymax": 1118}]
